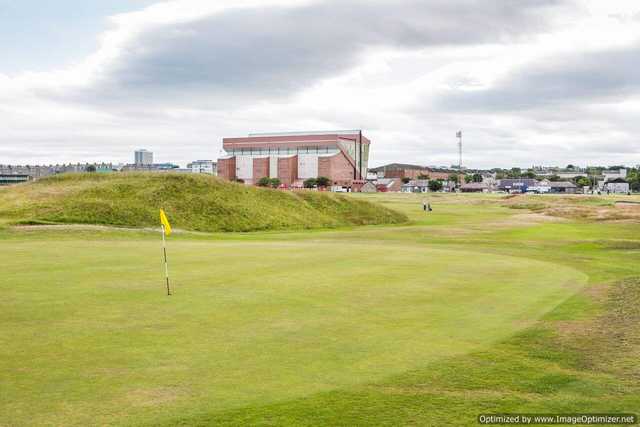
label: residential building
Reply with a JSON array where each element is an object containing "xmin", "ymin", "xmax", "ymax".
[
  {"xmin": 375, "ymin": 178, "xmax": 402, "ymax": 192},
  {"xmin": 547, "ymin": 181, "xmax": 578, "ymax": 194},
  {"xmin": 356, "ymin": 181, "xmax": 378, "ymax": 193},
  {"xmin": 0, "ymin": 163, "xmax": 116, "ymax": 180},
  {"xmin": 401, "ymin": 179, "xmax": 455, "ymax": 193},
  {"xmin": 401, "ymin": 179, "xmax": 431, "ymax": 193},
  {"xmin": 603, "ymin": 168, "xmax": 627, "ymax": 182},
  {"xmin": 188, "ymin": 160, "xmax": 217, "ymax": 175},
  {"xmin": 134, "ymin": 149, "xmax": 154, "ymax": 166},
  {"xmin": 217, "ymin": 130, "xmax": 370, "ymax": 187},
  {"xmin": 497, "ymin": 179, "xmax": 539, "ymax": 193},
  {"xmin": 0, "ymin": 174, "xmax": 31, "ymax": 186},
  {"xmin": 460, "ymin": 182, "xmax": 490, "ymax": 193},
  {"xmin": 369, "ymin": 163, "xmax": 451, "ymax": 181},
  {"xmin": 604, "ymin": 179, "xmax": 630, "ymax": 194},
  {"xmin": 122, "ymin": 162, "xmax": 180, "ymax": 172}
]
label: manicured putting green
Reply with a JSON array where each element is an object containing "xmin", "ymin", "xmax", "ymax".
[{"xmin": 1, "ymin": 236, "xmax": 586, "ymax": 426}]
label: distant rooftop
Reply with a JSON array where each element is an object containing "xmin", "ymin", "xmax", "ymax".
[
  {"xmin": 248, "ymin": 130, "xmax": 362, "ymax": 137},
  {"xmin": 369, "ymin": 163, "xmax": 427, "ymax": 172}
]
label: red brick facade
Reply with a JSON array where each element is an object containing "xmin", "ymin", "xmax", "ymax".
[
  {"xmin": 218, "ymin": 157, "xmax": 236, "ymax": 180},
  {"xmin": 384, "ymin": 168, "xmax": 450, "ymax": 181},
  {"xmin": 277, "ymin": 156, "xmax": 298, "ymax": 185},
  {"xmin": 252, "ymin": 157, "xmax": 270, "ymax": 182},
  {"xmin": 217, "ymin": 131, "xmax": 370, "ymax": 187},
  {"xmin": 317, "ymin": 152, "xmax": 356, "ymax": 186}
]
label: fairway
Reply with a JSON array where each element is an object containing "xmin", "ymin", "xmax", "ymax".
[
  {"xmin": 2, "ymin": 192, "xmax": 639, "ymax": 426},
  {"xmin": 1, "ymin": 237, "xmax": 585, "ymax": 425}
]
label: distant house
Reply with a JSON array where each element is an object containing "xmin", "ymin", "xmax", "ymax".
[
  {"xmin": 401, "ymin": 179, "xmax": 455, "ymax": 193},
  {"xmin": 548, "ymin": 181, "xmax": 578, "ymax": 194},
  {"xmin": 604, "ymin": 178, "xmax": 630, "ymax": 194},
  {"xmin": 603, "ymin": 169, "xmax": 627, "ymax": 182},
  {"xmin": 375, "ymin": 178, "xmax": 402, "ymax": 192},
  {"xmin": 497, "ymin": 179, "xmax": 538, "ymax": 193},
  {"xmin": 369, "ymin": 163, "xmax": 451, "ymax": 181},
  {"xmin": 358, "ymin": 181, "xmax": 378, "ymax": 193},
  {"xmin": 460, "ymin": 182, "xmax": 489, "ymax": 193},
  {"xmin": 188, "ymin": 160, "xmax": 217, "ymax": 175},
  {"xmin": 0, "ymin": 174, "xmax": 31, "ymax": 186},
  {"xmin": 401, "ymin": 179, "xmax": 430, "ymax": 193}
]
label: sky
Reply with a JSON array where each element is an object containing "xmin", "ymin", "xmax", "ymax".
[{"xmin": 1, "ymin": 0, "xmax": 639, "ymax": 169}]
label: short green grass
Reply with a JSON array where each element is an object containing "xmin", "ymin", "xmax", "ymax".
[{"xmin": 1, "ymin": 191, "xmax": 639, "ymax": 426}]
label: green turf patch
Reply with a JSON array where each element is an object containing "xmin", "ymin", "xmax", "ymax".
[{"xmin": 1, "ymin": 192, "xmax": 639, "ymax": 425}]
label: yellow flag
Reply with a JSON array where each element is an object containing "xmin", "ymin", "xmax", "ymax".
[{"xmin": 160, "ymin": 209, "xmax": 172, "ymax": 236}]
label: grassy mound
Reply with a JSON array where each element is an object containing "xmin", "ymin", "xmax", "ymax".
[{"xmin": 0, "ymin": 173, "xmax": 407, "ymax": 232}]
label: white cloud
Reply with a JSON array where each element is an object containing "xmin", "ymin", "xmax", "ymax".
[{"xmin": 1, "ymin": 0, "xmax": 640, "ymax": 168}]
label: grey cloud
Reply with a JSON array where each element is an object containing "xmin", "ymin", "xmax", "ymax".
[
  {"xmin": 437, "ymin": 43, "xmax": 640, "ymax": 112},
  {"xmin": 56, "ymin": 0, "xmax": 567, "ymax": 108}
]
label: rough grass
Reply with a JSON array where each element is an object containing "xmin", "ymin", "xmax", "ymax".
[
  {"xmin": 0, "ymin": 173, "xmax": 407, "ymax": 232},
  {"xmin": 500, "ymin": 194, "xmax": 640, "ymax": 222}
]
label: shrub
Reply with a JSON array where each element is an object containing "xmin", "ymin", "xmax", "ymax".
[
  {"xmin": 257, "ymin": 177, "xmax": 271, "ymax": 187},
  {"xmin": 428, "ymin": 180, "xmax": 443, "ymax": 192},
  {"xmin": 304, "ymin": 178, "xmax": 317, "ymax": 188},
  {"xmin": 269, "ymin": 178, "xmax": 281, "ymax": 188},
  {"xmin": 316, "ymin": 176, "xmax": 331, "ymax": 188}
]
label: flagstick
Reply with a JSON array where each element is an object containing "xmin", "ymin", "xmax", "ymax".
[{"xmin": 161, "ymin": 224, "xmax": 171, "ymax": 296}]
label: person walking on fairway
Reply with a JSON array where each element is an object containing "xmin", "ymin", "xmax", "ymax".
[{"xmin": 423, "ymin": 200, "xmax": 428, "ymax": 212}]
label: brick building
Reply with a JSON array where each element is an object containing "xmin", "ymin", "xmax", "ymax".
[
  {"xmin": 217, "ymin": 130, "xmax": 370, "ymax": 187},
  {"xmin": 369, "ymin": 163, "xmax": 451, "ymax": 181}
]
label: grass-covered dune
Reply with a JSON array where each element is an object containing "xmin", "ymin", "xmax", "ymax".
[{"xmin": 0, "ymin": 173, "xmax": 407, "ymax": 232}]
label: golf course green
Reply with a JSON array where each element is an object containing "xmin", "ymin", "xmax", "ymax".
[{"xmin": 1, "ymin": 188, "xmax": 639, "ymax": 426}]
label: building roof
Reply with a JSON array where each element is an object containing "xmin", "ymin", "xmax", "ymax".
[
  {"xmin": 376, "ymin": 178, "xmax": 398, "ymax": 185},
  {"xmin": 461, "ymin": 182, "xmax": 488, "ymax": 189},
  {"xmin": 369, "ymin": 163, "xmax": 427, "ymax": 172},
  {"xmin": 402, "ymin": 179, "xmax": 430, "ymax": 187},
  {"xmin": 548, "ymin": 181, "xmax": 577, "ymax": 188},
  {"xmin": 224, "ymin": 131, "xmax": 370, "ymax": 147},
  {"xmin": 498, "ymin": 178, "xmax": 538, "ymax": 186},
  {"xmin": 248, "ymin": 130, "xmax": 362, "ymax": 137}
]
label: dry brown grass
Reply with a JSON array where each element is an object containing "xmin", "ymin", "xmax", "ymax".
[
  {"xmin": 552, "ymin": 279, "xmax": 640, "ymax": 379},
  {"xmin": 501, "ymin": 194, "xmax": 640, "ymax": 223}
]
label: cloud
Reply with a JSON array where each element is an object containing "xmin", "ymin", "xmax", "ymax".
[
  {"xmin": 436, "ymin": 42, "xmax": 640, "ymax": 112},
  {"xmin": 44, "ymin": 0, "xmax": 567, "ymax": 109},
  {"xmin": 3, "ymin": 0, "xmax": 640, "ymax": 169}
]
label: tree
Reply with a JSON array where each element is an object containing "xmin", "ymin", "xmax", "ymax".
[
  {"xmin": 316, "ymin": 176, "xmax": 331, "ymax": 188},
  {"xmin": 448, "ymin": 173, "xmax": 459, "ymax": 184},
  {"xmin": 574, "ymin": 176, "xmax": 591, "ymax": 188},
  {"xmin": 269, "ymin": 178, "xmax": 281, "ymax": 188},
  {"xmin": 86, "ymin": 165, "xmax": 97, "ymax": 173},
  {"xmin": 548, "ymin": 174, "xmax": 562, "ymax": 182},
  {"xmin": 417, "ymin": 174, "xmax": 430, "ymax": 180},
  {"xmin": 472, "ymin": 173, "xmax": 483, "ymax": 183},
  {"xmin": 506, "ymin": 168, "xmax": 522, "ymax": 178},
  {"xmin": 566, "ymin": 164, "xmax": 575, "ymax": 170},
  {"xmin": 522, "ymin": 171, "xmax": 537, "ymax": 179},
  {"xmin": 303, "ymin": 178, "xmax": 317, "ymax": 188},
  {"xmin": 401, "ymin": 177, "xmax": 411, "ymax": 184},
  {"xmin": 464, "ymin": 175, "xmax": 473, "ymax": 183},
  {"xmin": 428, "ymin": 180, "xmax": 443, "ymax": 192},
  {"xmin": 257, "ymin": 177, "xmax": 271, "ymax": 187}
]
